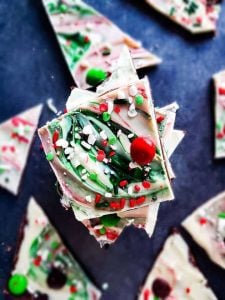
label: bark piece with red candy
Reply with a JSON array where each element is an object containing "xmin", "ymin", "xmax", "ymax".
[
  {"xmin": 138, "ymin": 232, "xmax": 217, "ymax": 300},
  {"xmin": 183, "ymin": 190, "xmax": 225, "ymax": 269},
  {"xmin": 5, "ymin": 197, "xmax": 101, "ymax": 300}
]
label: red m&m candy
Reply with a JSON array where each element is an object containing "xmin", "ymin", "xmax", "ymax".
[{"xmin": 130, "ymin": 137, "xmax": 156, "ymax": 165}]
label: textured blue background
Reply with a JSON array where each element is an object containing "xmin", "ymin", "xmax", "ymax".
[{"xmin": 0, "ymin": 0, "xmax": 225, "ymax": 299}]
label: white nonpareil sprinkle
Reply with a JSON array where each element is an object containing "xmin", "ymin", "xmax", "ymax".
[
  {"xmin": 56, "ymin": 139, "xmax": 69, "ymax": 148},
  {"xmin": 128, "ymin": 104, "xmax": 138, "ymax": 118},
  {"xmin": 72, "ymin": 160, "xmax": 80, "ymax": 168},
  {"xmin": 85, "ymin": 195, "xmax": 92, "ymax": 202},
  {"xmin": 79, "ymin": 152, "xmax": 88, "ymax": 163},
  {"xmin": 107, "ymin": 100, "xmax": 114, "ymax": 114},
  {"xmin": 64, "ymin": 147, "xmax": 74, "ymax": 155},
  {"xmin": 129, "ymin": 161, "xmax": 140, "ymax": 169},
  {"xmin": 128, "ymin": 96, "xmax": 133, "ymax": 104},
  {"xmin": 88, "ymin": 134, "xmax": 96, "ymax": 145},
  {"xmin": 117, "ymin": 90, "xmax": 126, "ymax": 99},
  {"xmin": 100, "ymin": 130, "xmax": 108, "ymax": 140},
  {"xmin": 104, "ymin": 168, "xmax": 110, "ymax": 174},
  {"xmin": 46, "ymin": 98, "xmax": 58, "ymax": 114},
  {"xmin": 75, "ymin": 133, "xmax": 81, "ymax": 139},
  {"xmin": 128, "ymin": 133, "xmax": 134, "ymax": 139},
  {"xmin": 81, "ymin": 174, "xmax": 88, "ymax": 180},
  {"xmin": 103, "ymin": 158, "xmax": 109, "ymax": 163},
  {"xmin": 128, "ymin": 85, "xmax": 138, "ymax": 96},
  {"xmin": 128, "ymin": 186, "xmax": 133, "ymax": 195},
  {"xmin": 81, "ymin": 141, "xmax": 91, "ymax": 149},
  {"xmin": 117, "ymin": 129, "xmax": 122, "ymax": 137},
  {"xmin": 83, "ymin": 124, "xmax": 93, "ymax": 135},
  {"xmin": 110, "ymin": 145, "xmax": 117, "ymax": 150},
  {"xmin": 81, "ymin": 169, "xmax": 87, "ymax": 174},
  {"xmin": 105, "ymin": 192, "xmax": 112, "ymax": 198}
]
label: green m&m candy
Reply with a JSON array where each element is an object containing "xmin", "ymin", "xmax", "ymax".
[
  {"xmin": 8, "ymin": 274, "xmax": 28, "ymax": 296},
  {"xmin": 86, "ymin": 68, "xmax": 107, "ymax": 86},
  {"xmin": 100, "ymin": 214, "xmax": 120, "ymax": 227}
]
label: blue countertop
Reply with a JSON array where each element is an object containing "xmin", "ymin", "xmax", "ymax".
[{"xmin": 0, "ymin": 0, "xmax": 225, "ymax": 299}]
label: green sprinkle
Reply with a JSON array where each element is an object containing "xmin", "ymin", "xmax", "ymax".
[
  {"xmin": 102, "ymin": 112, "xmax": 111, "ymax": 122},
  {"xmin": 170, "ymin": 7, "xmax": 175, "ymax": 16},
  {"xmin": 216, "ymin": 122, "xmax": 223, "ymax": 131},
  {"xmin": 51, "ymin": 241, "xmax": 60, "ymax": 250},
  {"xmin": 218, "ymin": 212, "xmax": 225, "ymax": 219},
  {"xmin": 99, "ymin": 227, "xmax": 106, "ymax": 235},
  {"xmin": 135, "ymin": 94, "xmax": 144, "ymax": 105},
  {"xmin": 89, "ymin": 172, "xmax": 97, "ymax": 181},
  {"xmin": 59, "ymin": 4, "xmax": 68, "ymax": 13},
  {"xmin": 8, "ymin": 274, "xmax": 28, "ymax": 296},
  {"xmin": 108, "ymin": 136, "xmax": 117, "ymax": 145},
  {"xmin": 46, "ymin": 152, "xmax": 54, "ymax": 161},
  {"xmin": 100, "ymin": 214, "xmax": 120, "ymax": 227},
  {"xmin": 86, "ymin": 68, "xmax": 107, "ymax": 86}
]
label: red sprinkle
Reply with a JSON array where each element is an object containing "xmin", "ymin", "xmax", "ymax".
[
  {"xmin": 156, "ymin": 115, "xmax": 165, "ymax": 123},
  {"xmin": 196, "ymin": 17, "xmax": 202, "ymax": 23},
  {"xmin": 52, "ymin": 130, "xmax": 59, "ymax": 144},
  {"xmin": 199, "ymin": 217, "xmax": 207, "ymax": 225},
  {"xmin": 106, "ymin": 230, "xmax": 119, "ymax": 241},
  {"xmin": 142, "ymin": 181, "xmax": 151, "ymax": 189},
  {"xmin": 134, "ymin": 185, "xmax": 141, "ymax": 192},
  {"xmin": 84, "ymin": 36, "xmax": 90, "ymax": 43},
  {"xmin": 136, "ymin": 196, "xmax": 146, "ymax": 205},
  {"xmin": 70, "ymin": 285, "xmax": 77, "ymax": 293},
  {"xmin": 216, "ymin": 132, "xmax": 224, "ymax": 139},
  {"xmin": 63, "ymin": 108, "xmax": 68, "ymax": 114},
  {"xmin": 218, "ymin": 87, "xmax": 225, "ymax": 95},
  {"xmin": 119, "ymin": 180, "xmax": 128, "ymax": 188},
  {"xmin": 110, "ymin": 202, "xmax": 120, "ymax": 210},
  {"xmin": 44, "ymin": 233, "xmax": 50, "ymax": 240},
  {"xmin": 109, "ymin": 151, "xmax": 116, "ymax": 157},
  {"xmin": 33, "ymin": 255, "xmax": 42, "ymax": 267},
  {"xmin": 114, "ymin": 105, "xmax": 121, "ymax": 114},
  {"xmin": 99, "ymin": 103, "xmax": 108, "ymax": 112},
  {"xmin": 97, "ymin": 150, "xmax": 106, "ymax": 162},
  {"xmin": 186, "ymin": 287, "xmax": 191, "ymax": 294},
  {"xmin": 120, "ymin": 198, "xmax": 126, "ymax": 209},
  {"xmin": 144, "ymin": 289, "xmax": 151, "ymax": 300},
  {"xmin": 101, "ymin": 140, "xmax": 108, "ymax": 147},
  {"xmin": 95, "ymin": 194, "xmax": 102, "ymax": 204},
  {"xmin": 129, "ymin": 199, "xmax": 136, "ymax": 208}
]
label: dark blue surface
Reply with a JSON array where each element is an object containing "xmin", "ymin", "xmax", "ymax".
[{"xmin": 1, "ymin": 0, "xmax": 225, "ymax": 299}]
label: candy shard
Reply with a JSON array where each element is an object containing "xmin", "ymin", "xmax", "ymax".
[
  {"xmin": 0, "ymin": 104, "xmax": 43, "ymax": 195},
  {"xmin": 145, "ymin": 0, "xmax": 222, "ymax": 34},
  {"xmin": 6, "ymin": 198, "xmax": 101, "ymax": 299},
  {"xmin": 138, "ymin": 233, "xmax": 217, "ymax": 300},
  {"xmin": 42, "ymin": 0, "xmax": 161, "ymax": 89},
  {"xmin": 182, "ymin": 190, "xmax": 225, "ymax": 269}
]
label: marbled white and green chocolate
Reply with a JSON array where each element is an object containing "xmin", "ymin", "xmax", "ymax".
[
  {"xmin": 39, "ymin": 77, "xmax": 174, "ymax": 215},
  {"xmin": 42, "ymin": 0, "xmax": 161, "ymax": 89},
  {"xmin": 139, "ymin": 232, "xmax": 217, "ymax": 300},
  {"xmin": 74, "ymin": 104, "xmax": 184, "ymax": 246},
  {"xmin": 145, "ymin": 0, "xmax": 222, "ymax": 34},
  {"xmin": 214, "ymin": 70, "xmax": 225, "ymax": 158},
  {"xmin": 183, "ymin": 190, "xmax": 225, "ymax": 269},
  {"xmin": 5, "ymin": 198, "xmax": 101, "ymax": 300}
]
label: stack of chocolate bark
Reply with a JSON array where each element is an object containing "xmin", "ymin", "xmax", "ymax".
[{"xmin": 39, "ymin": 47, "xmax": 184, "ymax": 246}]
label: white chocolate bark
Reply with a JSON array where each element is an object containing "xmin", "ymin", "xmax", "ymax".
[
  {"xmin": 214, "ymin": 70, "xmax": 225, "ymax": 159},
  {"xmin": 182, "ymin": 190, "xmax": 225, "ymax": 269},
  {"xmin": 145, "ymin": 0, "xmax": 221, "ymax": 34},
  {"xmin": 42, "ymin": 0, "xmax": 161, "ymax": 89},
  {"xmin": 8, "ymin": 197, "xmax": 101, "ymax": 299},
  {"xmin": 139, "ymin": 233, "xmax": 217, "ymax": 300},
  {"xmin": 0, "ymin": 104, "xmax": 42, "ymax": 195}
]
